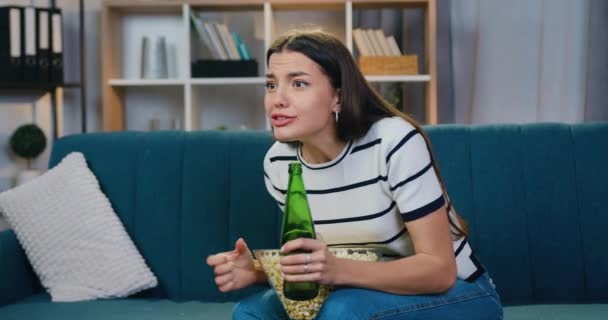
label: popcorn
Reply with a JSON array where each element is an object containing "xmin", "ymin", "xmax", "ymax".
[{"xmin": 253, "ymin": 248, "xmax": 381, "ymax": 320}]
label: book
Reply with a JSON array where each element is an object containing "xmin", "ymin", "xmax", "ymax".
[
  {"xmin": 386, "ymin": 35, "xmax": 402, "ymax": 56},
  {"xmin": 374, "ymin": 29, "xmax": 392, "ymax": 56},
  {"xmin": 364, "ymin": 29, "xmax": 381, "ymax": 56},
  {"xmin": 232, "ymin": 32, "xmax": 251, "ymax": 60},
  {"xmin": 352, "ymin": 29, "xmax": 370, "ymax": 56},
  {"xmin": 204, "ymin": 22, "xmax": 228, "ymax": 60},
  {"xmin": 190, "ymin": 12, "xmax": 221, "ymax": 60},
  {"xmin": 217, "ymin": 23, "xmax": 240, "ymax": 60}
]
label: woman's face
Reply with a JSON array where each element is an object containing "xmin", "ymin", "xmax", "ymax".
[{"xmin": 265, "ymin": 50, "xmax": 340, "ymax": 144}]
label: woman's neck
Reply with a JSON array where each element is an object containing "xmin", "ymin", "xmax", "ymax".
[{"xmin": 300, "ymin": 136, "xmax": 346, "ymax": 164}]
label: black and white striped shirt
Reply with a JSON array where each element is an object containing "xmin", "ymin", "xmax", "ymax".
[{"xmin": 264, "ymin": 117, "xmax": 484, "ymax": 282}]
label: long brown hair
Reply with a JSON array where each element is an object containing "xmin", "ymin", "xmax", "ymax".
[{"xmin": 267, "ymin": 29, "xmax": 467, "ymax": 237}]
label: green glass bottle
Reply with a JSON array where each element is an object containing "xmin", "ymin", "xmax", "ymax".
[{"xmin": 281, "ymin": 162, "xmax": 319, "ymax": 301}]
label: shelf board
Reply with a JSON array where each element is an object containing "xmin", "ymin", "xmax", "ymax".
[
  {"xmin": 107, "ymin": 76, "xmax": 430, "ymax": 86},
  {"xmin": 365, "ymin": 75, "xmax": 431, "ymax": 82},
  {"xmin": 190, "ymin": 77, "xmax": 266, "ymax": 85},
  {"xmin": 108, "ymin": 79, "xmax": 185, "ymax": 86}
]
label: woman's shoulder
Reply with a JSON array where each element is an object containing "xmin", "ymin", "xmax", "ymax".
[{"xmin": 368, "ymin": 116, "xmax": 418, "ymax": 143}]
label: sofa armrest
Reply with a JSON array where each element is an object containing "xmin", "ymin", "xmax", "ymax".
[{"xmin": 0, "ymin": 230, "xmax": 40, "ymax": 307}]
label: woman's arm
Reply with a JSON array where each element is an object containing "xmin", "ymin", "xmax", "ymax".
[
  {"xmin": 335, "ymin": 207, "xmax": 457, "ymax": 294},
  {"xmin": 280, "ymin": 207, "xmax": 457, "ymax": 295}
]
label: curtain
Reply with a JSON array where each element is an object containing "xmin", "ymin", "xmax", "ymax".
[{"xmin": 451, "ymin": 0, "xmax": 594, "ymax": 124}]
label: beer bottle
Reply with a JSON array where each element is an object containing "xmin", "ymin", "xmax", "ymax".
[{"xmin": 281, "ymin": 162, "xmax": 319, "ymax": 300}]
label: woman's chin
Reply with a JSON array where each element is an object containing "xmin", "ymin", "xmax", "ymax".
[{"xmin": 272, "ymin": 129, "xmax": 298, "ymax": 143}]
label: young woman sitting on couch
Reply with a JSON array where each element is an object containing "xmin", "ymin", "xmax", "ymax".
[{"xmin": 207, "ymin": 29, "xmax": 503, "ymax": 320}]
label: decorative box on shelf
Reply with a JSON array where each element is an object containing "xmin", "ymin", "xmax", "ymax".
[
  {"xmin": 191, "ymin": 60, "xmax": 258, "ymax": 78},
  {"xmin": 359, "ymin": 55, "xmax": 418, "ymax": 76}
]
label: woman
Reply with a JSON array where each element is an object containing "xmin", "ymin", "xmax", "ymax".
[{"xmin": 207, "ymin": 30, "xmax": 503, "ymax": 319}]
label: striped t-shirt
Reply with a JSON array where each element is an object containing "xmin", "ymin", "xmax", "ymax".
[{"xmin": 263, "ymin": 116, "xmax": 484, "ymax": 282}]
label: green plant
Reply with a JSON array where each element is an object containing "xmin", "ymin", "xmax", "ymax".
[{"xmin": 9, "ymin": 124, "xmax": 47, "ymax": 169}]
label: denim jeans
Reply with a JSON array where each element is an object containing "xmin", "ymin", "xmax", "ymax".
[{"xmin": 232, "ymin": 272, "xmax": 503, "ymax": 320}]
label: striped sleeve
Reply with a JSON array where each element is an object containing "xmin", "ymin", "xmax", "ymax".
[
  {"xmin": 263, "ymin": 149, "xmax": 286, "ymax": 209},
  {"xmin": 384, "ymin": 128, "xmax": 445, "ymax": 222}
]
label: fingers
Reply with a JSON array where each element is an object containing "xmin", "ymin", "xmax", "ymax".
[
  {"xmin": 283, "ymin": 272, "xmax": 321, "ymax": 283},
  {"xmin": 208, "ymin": 238, "xmax": 250, "ymax": 267},
  {"xmin": 213, "ymin": 261, "xmax": 233, "ymax": 276},
  {"xmin": 214, "ymin": 272, "xmax": 234, "ymax": 287},
  {"xmin": 219, "ymin": 281, "xmax": 235, "ymax": 292},
  {"xmin": 234, "ymin": 238, "xmax": 249, "ymax": 254},
  {"xmin": 280, "ymin": 251, "xmax": 320, "ymax": 266},
  {"xmin": 281, "ymin": 238, "xmax": 325, "ymax": 254},
  {"xmin": 206, "ymin": 253, "xmax": 230, "ymax": 266},
  {"xmin": 281, "ymin": 262, "xmax": 323, "ymax": 275}
]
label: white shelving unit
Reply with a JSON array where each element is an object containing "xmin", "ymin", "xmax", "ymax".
[{"xmin": 102, "ymin": 0, "xmax": 436, "ymax": 132}]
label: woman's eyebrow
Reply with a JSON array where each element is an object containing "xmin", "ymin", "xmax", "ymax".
[{"xmin": 265, "ymin": 71, "xmax": 310, "ymax": 79}]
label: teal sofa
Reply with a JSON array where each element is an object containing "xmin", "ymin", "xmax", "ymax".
[{"xmin": 0, "ymin": 123, "xmax": 606, "ymax": 319}]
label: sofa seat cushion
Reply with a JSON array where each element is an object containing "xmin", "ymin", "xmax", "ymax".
[
  {"xmin": 504, "ymin": 304, "xmax": 608, "ymax": 320},
  {"xmin": 0, "ymin": 294, "xmax": 236, "ymax": 320}
]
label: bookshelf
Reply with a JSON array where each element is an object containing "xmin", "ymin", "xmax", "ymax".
[{"xmin": 101, "ymin": 0, "xmax": 437, "ymax": 132}]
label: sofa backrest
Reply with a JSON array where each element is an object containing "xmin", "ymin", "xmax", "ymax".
[
  {"xmin": 49, "ymin": 123, "xmax": 608, "ymax": 305},
  {"xmin": 426, "ymin": 123, "xmax": 608, "ymax": 305}
]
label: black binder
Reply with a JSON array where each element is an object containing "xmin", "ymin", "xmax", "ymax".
[
  {"xmin": 49, "ymin": 8, "xmax": 63, "ymax": 84},
  {"xmin": 0, "ymin": 6, "xmax": 24, "ymax": 83},
  {"xmin": 35, "ymin": 7, "xmax": 50, "ymax": 84},
  {"xmin": 23, "ymin": 6, "xmax": 37, "ymax": 83}
]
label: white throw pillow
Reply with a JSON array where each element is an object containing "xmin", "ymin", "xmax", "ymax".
[{"xmin": 0, "ymin": 152, "xmax": 158, "ymax": 302}]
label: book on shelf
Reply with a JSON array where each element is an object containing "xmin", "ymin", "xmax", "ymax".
[
  {"xmin": 232, "ymin": 32, "xmax": 251, "ymax": 60},
  {"xmin": 190, "ymin": 11, "xmax": 221, "ymax": 60},
  {"xmin": 373, "ymin": 29, "xmax": 392, "ymax": 56},
  {"xmin": 386, "ymin": 35, "xmax": 402, "ymax": 56},
  {"xmin": 203, "ymin": 22, "xmax": 228, "ymax": 60},
  {"xmin": 217, "ymin": 23, "xmax": 240, "ymax": 60},
  {"xmin": 364, "ymin": 29, "xmax": 381, "ymax": 56},
  {"xmin": 353, "ymin": 28, "xmax": 403, "ymax": 57},
  {"xmin": 190, "ymin": 11, "xmax": 253, "ymax": 62},
  {"xmin": 352, "ymin": 29, "xmax": 370, "ymax": 56}
]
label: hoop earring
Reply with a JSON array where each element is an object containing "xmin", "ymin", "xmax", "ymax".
[{"xmin": 335, "ymin": 111, "xmax": 339, "ymax": 123}]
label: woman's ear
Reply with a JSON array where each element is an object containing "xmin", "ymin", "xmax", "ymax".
[{"xmin": 334, "ymin": 88, "xmax": 341, "ymax": 110}]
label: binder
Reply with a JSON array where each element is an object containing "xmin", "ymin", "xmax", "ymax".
[
  {"xmin": 36, "ymin": 7, "xmax": 51, "ymax": 84},
  {"xmin": 23, "ymin": 6, "xmax": 37, "ymax": 83},
  {"xmin": 49, "ymin": 8, "xmax": 63, "ymax": 84},
  {"xmin": 0, "ymin": 6, "xmax": 24, "ymax": 83}
]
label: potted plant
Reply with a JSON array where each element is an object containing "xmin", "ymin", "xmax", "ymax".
[{"xmin": 9, "ymin": 124, "xmax": 47, "ymax": 185}]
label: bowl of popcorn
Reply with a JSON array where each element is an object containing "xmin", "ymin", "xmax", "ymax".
[{"xmin": 253, "ymin": 247, "xmax": 382, "ymax": 320}]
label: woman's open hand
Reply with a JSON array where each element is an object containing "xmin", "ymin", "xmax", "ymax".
[{"xmin": 206, "ymin": 238, "xmax": 263, "ymax": 292}]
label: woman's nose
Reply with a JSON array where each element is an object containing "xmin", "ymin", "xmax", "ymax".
[{"xmin": 272, "ymin": 89, "xmax": 288, "ymax": 108}]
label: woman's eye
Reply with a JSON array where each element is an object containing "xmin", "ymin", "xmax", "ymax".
[
  {"xmin": 265, "ymin": 82, "xmax": 276, "ymax": 90},
  {"xmin": 293, "ymin": 80, "xmax": 308, "ymax": 88}
]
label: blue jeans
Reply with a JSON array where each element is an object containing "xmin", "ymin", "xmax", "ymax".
[{"xmin": 233, "ymin": 272, "xmax": 503, "ymax": 319}]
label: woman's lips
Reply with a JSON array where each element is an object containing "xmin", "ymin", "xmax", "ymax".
[{"xmin": 271, "ymin": 116, "xmax": 295, "ymax": 127}]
